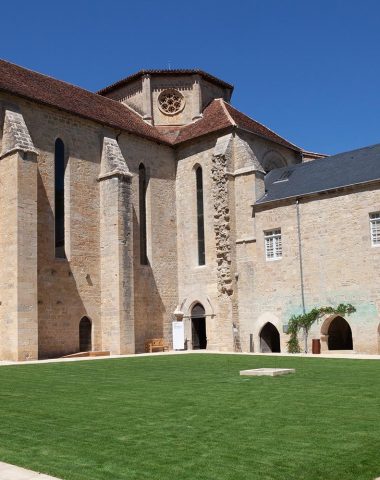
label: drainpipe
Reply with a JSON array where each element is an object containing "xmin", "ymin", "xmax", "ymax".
[{"xmin": 296, "ymin": 199, "xmax": 307, "ymax": 352}]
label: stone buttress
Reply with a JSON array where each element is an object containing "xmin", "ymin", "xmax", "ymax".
[
  {"xmin": 98, "ymin": 137, "xmax": 135, "ymax": 354},
  {"xmin": 0, "ymin": 109, "xmax": 39, "ymax": 360}
]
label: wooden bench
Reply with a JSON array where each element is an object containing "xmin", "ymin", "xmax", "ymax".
[{"xmin": 145, "ymin": 338, "xmax": 169, "ymax": 353}]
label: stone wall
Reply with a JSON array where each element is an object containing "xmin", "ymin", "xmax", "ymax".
[
  {"xmin": 239, "ymin": 186, "xmax": 380, "ymax": 354},
  {"xmin": 117, "ymin": 134, "xmax": 178, "ymax": 353},
  {"xmin": 0, "ymin": 92, "xmax": 178, "ymax": 359},
  {"xmin": 175, "ymin": 131, "xmax": 303, "ymax": 351}
]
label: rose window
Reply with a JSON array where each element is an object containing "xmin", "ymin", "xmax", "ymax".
[{"xmin": 158, "ymin": 89, "xmax": 184, "ymax": 115}]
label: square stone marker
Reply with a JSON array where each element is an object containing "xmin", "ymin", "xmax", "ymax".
[{"xmin": 240, "ymin": 368, "xmax": 295, "ymax": 377}]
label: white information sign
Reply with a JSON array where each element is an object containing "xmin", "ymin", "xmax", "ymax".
[{"xmin": 172, "ymin": 321, "xmax": 185, "ymax": 350}]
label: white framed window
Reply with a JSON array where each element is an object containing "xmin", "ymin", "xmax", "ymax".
[
  {"xmin": 370, "ymin": 212, "xmax": 380, "ymax": 246},
  {"xmin": 264, "ymin": 229, "xmax": 282, "ymax": 260}
]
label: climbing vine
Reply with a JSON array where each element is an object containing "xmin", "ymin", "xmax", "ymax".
[{"xmin": 287, "ymin": 303, "xmax": 356, "ymax": 353}]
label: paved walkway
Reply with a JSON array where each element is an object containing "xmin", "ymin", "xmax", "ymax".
[
  {"xmin": 0, "ymin": 349, "xmax": 379, "ymax": 367},
  {"xmin": 0, "ymin": 462, "xmax": 61, "ymax": 480}
]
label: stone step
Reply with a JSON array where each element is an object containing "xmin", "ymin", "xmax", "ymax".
[{"xmin": 61, "ymin": 351, "xmax": 110, "ymax": 358}]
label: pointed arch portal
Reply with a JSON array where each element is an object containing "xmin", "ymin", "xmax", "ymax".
[
  {"xmin": 191, "ymin": 303, "xmax": 207, "ymax": 350},
  {"xmin": 260, "ymin": 322, "xmax": 281, "ymax": 353}
]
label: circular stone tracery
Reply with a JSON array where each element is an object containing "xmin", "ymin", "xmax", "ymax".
[{"xmin": 158, "ymin": 89, "xmax": 185, "ymax": 115}]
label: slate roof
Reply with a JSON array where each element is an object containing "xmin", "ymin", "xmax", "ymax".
[
  {"xmin": 97, "ymin": 69, "xmax": 234, "ymax": 95},
  {"xmin": 256, "ymin": 143, "xmax": 380, "ymax": 205},
  {"xmin": 0, "ymin": 59, "xmax": 301, "ymax": 150}
]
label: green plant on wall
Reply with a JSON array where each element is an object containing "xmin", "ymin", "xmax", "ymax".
[{"xmin": 287, "ymin": 303, "xmax": 356, "ymax": 353}]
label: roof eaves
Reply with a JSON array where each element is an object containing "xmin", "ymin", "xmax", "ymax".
[
  {"xmin": 235, "ymin": 125, "xmax": 301, "ymax": 152},
  {"xmin": 173, "ymin": 125, "xmax": 234, "ymax": 146},
  {"xmin": 0, "ymin": 86, "xmax": 171, "ymax": 147},
  {"xmin": 223, "ymin": 101, "xmax": 301, "ymax": 152},
  {"xmin": 97, "ymin": 69, "xmax": 234, "ymax": 95},
  {"xmin": 254, "ymin": 177, "xmax": 380, "ymax": 207}
]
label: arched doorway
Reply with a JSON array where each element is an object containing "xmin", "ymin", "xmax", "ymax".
[
  {"xmin": 260, "ymin": 322, "xmax": 281, "ymax": 353},
  {"xmin": 191, "ymin": 303, "xmax": 207, "ymax": 349},
  {"xmin": 79, "ymin": 317, "xmax": 92, "ymax": 352},
  {"xmin": 327, "ymin": 316, "xmax": 353, "ymax": 350}
]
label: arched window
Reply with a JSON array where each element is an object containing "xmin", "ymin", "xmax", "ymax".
[
  {"xmin": 55, "ymin": 138, "xmax": 66, "ymax": 258},
  {"xmin": 196, "ymin": 166, "xmax": 205, "ymax": 265},
  {"xmin": 139, "ymin": 163, "xmax": 148, "ymax": 265}
]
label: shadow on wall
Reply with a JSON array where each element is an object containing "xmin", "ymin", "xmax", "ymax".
[
  {"xmin": 37, "ymin": 170, "xmax": 92, "ymax": 359},
  {"xmin": 133, "ymin": 209, "xmax": 166, "ymax": 353}
]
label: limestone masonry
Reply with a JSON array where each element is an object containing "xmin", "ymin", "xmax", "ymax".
[{"xmin": 0, "ymin": 59, "xmax": 379, "ymax": 360}]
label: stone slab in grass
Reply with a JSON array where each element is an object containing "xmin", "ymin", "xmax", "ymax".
[{"xmin": 240, "ymin": 368, "xmax": 295, "ymax": 377}]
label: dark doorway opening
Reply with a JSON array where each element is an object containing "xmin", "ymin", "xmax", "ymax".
[
  {"xmin": 79, "ymin": 317, "xmax": 92, "ymax": 352},
  {"xmin": 191, "ymin": 303, "xmax": 207, "ymax": 349},
  {"xmin": 260, "ymin": 322, "xmax": 281, "ymax": 353},
  {"xmin": 328, "ymin": 316, "xmax": 353, "ymax": 350}
]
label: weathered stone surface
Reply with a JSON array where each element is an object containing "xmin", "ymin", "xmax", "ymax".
[
  {"xmin": 0, "ymin": 109, "xmax": 38, "ymax": 158},
  {"xmin": 0, "ymin": 67, "xmax": 378, "ymax": 361},
  {"xmin": 98, "ymin": 136, "xmax": 132, "ymax": 180}
]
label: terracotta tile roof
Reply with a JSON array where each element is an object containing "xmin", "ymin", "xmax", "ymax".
[
  {"xmin": 158, "ymin": 99, "xmax": 301, "ymax": 150},
  {"xmin": 223, "ymin": 102, "xmax": 301, "ymax": 151},
  {"xmin": 0, "ymin": 59, "xmax": 167, "ymax": 144},
  {"xmin": 98, "ymin": 69, "xmax": 234, "ymax": 95},
  {"xmin": 158, "ymin": 99, "xmax": 233, "ymax": 144},
  {"xmin": 0, "ymin": 60, "xmax": 300, "ymax": 151}
]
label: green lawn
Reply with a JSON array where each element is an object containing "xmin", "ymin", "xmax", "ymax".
[{"xmin": 0, "ymin": 354, "xmax": 379, "ymax": 480}]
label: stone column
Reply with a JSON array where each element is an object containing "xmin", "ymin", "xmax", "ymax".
[
  {"xmin": 98, "ymin": 137, "xmax": 135, "ymax": 354},
  {"xmin": 192, "ymin": 74, "xmax": 202, "ymax": 121},
  {"xmin": 0, "ymin": 110, "xmax": 38, "ymax": 361},
  {"xmin": 142, "ymin": 74, "xmax": 153, "ymax": 125}
]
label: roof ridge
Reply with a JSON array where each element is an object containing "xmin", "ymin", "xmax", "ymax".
[
  {"xmin": 0, "ymin": 58, "xmax": 153, "ymax": 122},
  {"xmin": 224, "ymin": 101, "xmax": 300, "ymax": 150},
  {"xmin": 0, "ymin": 58, "xmax": 96, "ymax": 95},
  {"xmin": 219, "ymin": 99, "xmax": 236, "ymax": 127},
  {"xmin": 98, "ymin": 69, "xmax": 234, "ymax": 95},
  {"xmin": 273, "ymin": 142, "xmax": 380, "ymax": 173},
  {"xmin": 0, "ymin": 58, "xmax": 171, "ymax": 145}
]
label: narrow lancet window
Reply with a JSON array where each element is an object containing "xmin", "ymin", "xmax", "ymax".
[
  {"xmin": 55, "ymin": 138, "xmax": 65, "ymax": 258},
  {"xmin": 139, "ymin": 163, "xmax": 148, "ymax": 265},
  {"xmin": 196, "ymin": 166, "xmax": 205, "ymax": 265}
]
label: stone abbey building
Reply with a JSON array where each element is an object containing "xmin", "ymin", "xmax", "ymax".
[{"xmin": 0, "ymin": 59, "xmax": 379, "ymax": 361}]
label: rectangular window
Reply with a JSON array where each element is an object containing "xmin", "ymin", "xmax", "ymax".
[
  {"xmin": 370, "ymin": 212, "xmax": 380, "ymax": 246},
  {"xmin": 264, "ymin": 229, "xmax": 282, "ymax": 260}
]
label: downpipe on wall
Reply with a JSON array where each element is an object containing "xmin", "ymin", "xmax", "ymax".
[{"xmin": 296, "ymin": 198, "xmax": 307, "ymax": 353}]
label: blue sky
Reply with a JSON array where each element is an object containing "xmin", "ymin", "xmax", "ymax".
[{"xmin": 1, "ymin": 0, "xmax": 379, "ymax": 154}]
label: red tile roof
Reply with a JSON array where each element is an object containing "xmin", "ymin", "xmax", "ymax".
[
  {"xmin": 158, "ymin": 99, "xmax": 233, "ymax": 144},
  {"xmin": 97, "ymin": 69, "xmax": 234, "ymax": 95},
  {"xmin": 0, "ymin": 59, "xmax": 166, "ymax": 144},
  {"xmin": 223, "ymin": 102, "xmax": 300, "ymax": 151},
  {"xmin": 0, "ymin": 59, "xmax": 301, "ymax": 151},
  {"xmin": 159, "ymin": 99, "xmax": 301, "ymax": 150}
]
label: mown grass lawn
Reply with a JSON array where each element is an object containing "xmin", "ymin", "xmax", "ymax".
[{"xmin": 0, "ymin": 354, "xmax": 379, "ymax": 480}]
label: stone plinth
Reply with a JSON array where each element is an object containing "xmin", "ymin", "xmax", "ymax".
[{"xmin": 240, "ymin": 368, "xmax": 295, "ymax": 377}]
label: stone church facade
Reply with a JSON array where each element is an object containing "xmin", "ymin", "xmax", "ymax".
[{"xmin": 0, "ymin": 59, "xmax": 379, "ymax": 361}]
